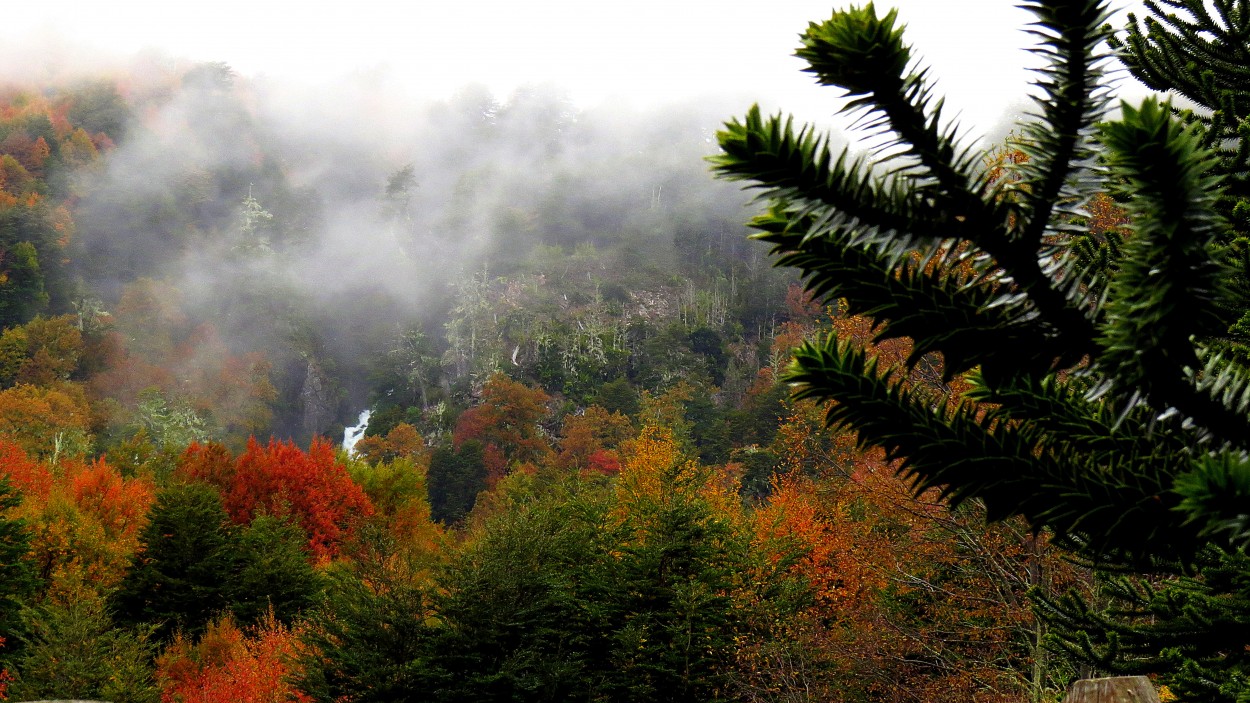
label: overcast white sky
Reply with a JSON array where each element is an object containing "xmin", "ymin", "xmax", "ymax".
[{"xmin": 4, "ymin": 1, "xmax": 1146, "ymax": 137}]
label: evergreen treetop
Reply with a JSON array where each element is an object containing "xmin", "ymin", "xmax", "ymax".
[
  {"xmin": 1110, "ymin": 0, "xmax": 1250, "ymax": 359},
  {"xmin": 1111, "ymin": 0, "xmax": 1250, "ymax": 199},
  {"xmin": 713, "ymin": 0, "xmax": 1247, "ymax": 571}
]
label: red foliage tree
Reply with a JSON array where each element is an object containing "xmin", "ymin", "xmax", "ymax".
[
  {"xmin": 175, "ymin": 441, "xmax": 237, "ymax": 493},
  {"xmin": 0, "ymin": 437, "xmax": 52, "ymax": 500},
  {"xmin": 585, "ymin": 448, "xmax": 621, "ymax": 475},
  {"xmin": 225, "ymin": 437, "xmax": 373, "ymax": 561},
  {"xmin": 0, "ymin": 637, "xmax": 10, "ymax": 701},
  {"xmin": 67, "ymin": 457, "xmax": 156, "ymax": 546}
]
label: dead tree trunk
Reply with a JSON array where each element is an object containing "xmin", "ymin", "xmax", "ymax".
[{"xmin": 1066, "ymin": 676, "xmax": 1161, "ymax": 702}]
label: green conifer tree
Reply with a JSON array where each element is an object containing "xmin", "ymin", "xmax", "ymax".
[
  {"xmin": 11, "ymin": 596, "xmax": 159, "ymax": 703},
  {"xmin": 713, "ymin": 0, "xmax": 1250, "ymax": 699},
  {"xmin": 1036, "ymin": 3, "xmax": 1250, "ymax": 700},
  {"xmin": 1112, "ymin": 0, "xmax": 1250, "ymax": 200},
  {"xmin": 1113, "ymin": 0, "xmax": 1250, "ymax": 360},
  {"xmin": 0, "ymin": 242, "xmax": 49, "ymax": 329},
  {"xmin": 112, "ymin": 484, "xmax": 236, "ymax": 640},
  {"xmin": 114, "ymin": 484, "xmax": 323, "ymax": 640},
  {"xmin": 0, "ymin": 476, "xmax": 36, "ymax": 669}
]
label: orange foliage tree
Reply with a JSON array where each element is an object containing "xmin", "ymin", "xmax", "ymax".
[
  {"xmin": 0, "ymin": 441, "xmax": 156, "ymax": 600},
  {"xmin": 0, "ymin": 383, "xmax": 93, "ymax": 459},
  {"xmin": 353, "ymin": 422, "xmax": 424, "ymax": 465},
  {"xmin": 606, "ymin": 424, "xmax": 815, "ymax": 701},
  {"xmin": 0, "ymin": 315, "xmax": 83, "ymax": 389},
  {"xmin": 157, "ymin": 613, "xmax": 311, "ymax": 703},
  {"xmin": 345, "ymin": 429, "xmax": 444, "ymax": 555},
  {"xmin": 555, "ymin": 405, "xmax": 632, "ymax": 474},
  {"xmin": 753, "ymin": 399, "xmax": 1085, "ymax": 702},
  {"xmin": 452, "ymin": 373, "xmax": 552, "ymax": 484},
  {"xmin": 729, "ymin": 280, "xmax": 1083, "ymax": 700},
  {"xmin": 741, "ymin": 298, "xmax": 1082, "ymax": 701}
]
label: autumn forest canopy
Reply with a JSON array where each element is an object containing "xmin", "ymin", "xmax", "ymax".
[{"xmin": 1, "ymin": 0, "xmax": 1249, "ymax": 701}]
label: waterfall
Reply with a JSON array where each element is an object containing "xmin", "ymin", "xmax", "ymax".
[{"xmin": 342, "ymin": 409, "xmax": 371, "ymax": 454}]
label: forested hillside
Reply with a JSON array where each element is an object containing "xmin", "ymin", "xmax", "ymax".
[
  {"xmin": 0, "ymin": 0, "xmax": 1238, "ymax": 699},
  {"xmin": 0, "ymin": 56, "xmax": 1082, "ymax": 703}
]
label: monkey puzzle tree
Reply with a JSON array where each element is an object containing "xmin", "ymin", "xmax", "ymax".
[
  {"xmin": 1112, "ymin": 0, "xmax": 1250, "ymax": 360},
  {"xmin": 1039, "ymin": 3, "xmax": 1250, "ymax": 700},
  {"xmin": 1112, "ymin": 0, "xmax": 1250, "ymax": 201},
  {"xmin": 713, "ymin": 0, "xmax": 1250, "ymax": 699}
]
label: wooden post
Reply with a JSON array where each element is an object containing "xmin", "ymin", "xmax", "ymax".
[{"xmin": 1066, "ymin": 676, "xmax": 1162, "ymax": 702}]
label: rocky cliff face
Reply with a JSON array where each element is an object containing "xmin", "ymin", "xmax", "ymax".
[{"xmin": 300, "ymin": 358, "xmax": 338, "ymax": 439}]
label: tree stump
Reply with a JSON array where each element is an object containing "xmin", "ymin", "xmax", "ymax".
[{"xmin": 1067, "ymin": 676, "xmax": 1162, "ymax": 702}]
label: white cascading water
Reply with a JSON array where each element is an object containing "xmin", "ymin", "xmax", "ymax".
[{"xmin": 342, "ymin": 409, "xmax": 371, "ymax": 454}]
